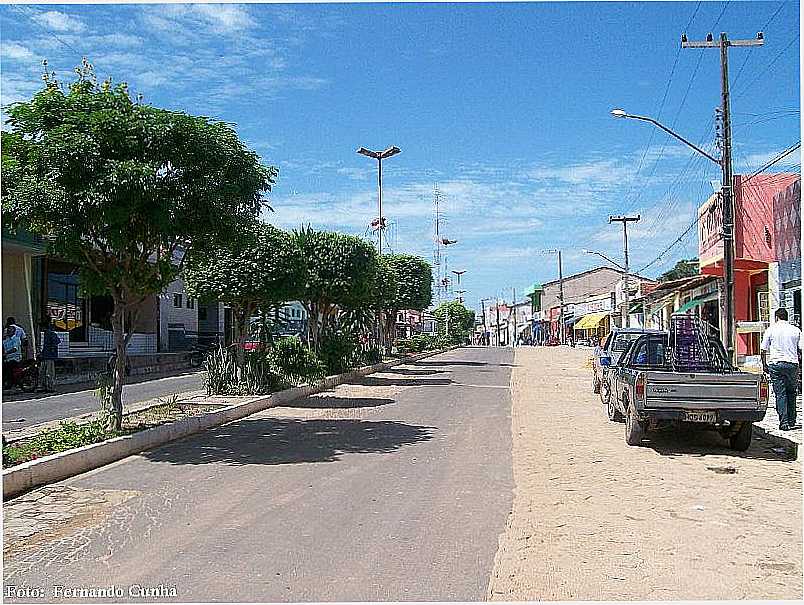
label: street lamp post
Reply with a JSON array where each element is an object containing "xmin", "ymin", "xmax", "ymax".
[
  {"xmin": 356, "ymin": 146, "xmax": 401, "ymax": 256},
  {"xmin": 611, "ymin": 108, "xmax": 735, "ymax": 360},
  {"xmin": 357, "ymin": 145, "xmax": 401, "ymax": 354},
  {"xmin": 451, "ymin": 270, "xmax": 466, "ymax": 289}
]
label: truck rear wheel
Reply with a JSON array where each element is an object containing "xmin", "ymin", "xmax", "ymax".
[
  {"xmin": 729, "ymin": 421, "xmax": 753, "ymax": 452},
  {"xmin": 624, "ymin": 403, "xmax": 644, "ymax": 446}
]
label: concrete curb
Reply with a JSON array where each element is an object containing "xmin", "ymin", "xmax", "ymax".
[{"xmin": 3, "ymin": 347, "xmax": 456, "ymax": 499}]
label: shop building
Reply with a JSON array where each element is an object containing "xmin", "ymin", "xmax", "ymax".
[{"xmin": 698, "ymin": 173, "xmax": 800, "ymax": 360}]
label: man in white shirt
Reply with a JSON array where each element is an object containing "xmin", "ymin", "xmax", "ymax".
[
  {"xmin": 5, "ymin": 317, "xmax": 27, "ymax": 359},
  {"xmin": 761, "ymin": 308, "xmax": 801, "ymax": 431}
]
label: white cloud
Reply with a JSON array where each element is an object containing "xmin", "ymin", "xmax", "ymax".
[
  {"xmin": 193, "ymin": 4, "xmax": 253, "ymax": 32},
  {"xmin": 738, "ymin": 148, "xmax": 801, "ymax": 172},
  {"xmin": 33, "ymin": 10, "xmax": 86, "ymax": 33},
  {"xmin": 141, "ymin": 4, "xmax": 253, "ymax": 36},
  {"xmin": 3, "ymin": 43, "xmax": 35, "ymax": 61}
]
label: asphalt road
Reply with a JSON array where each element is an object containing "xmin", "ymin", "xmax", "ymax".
[
  {"xmin": 2, "ymin": 371, "xmax": 206, "ymax": 431},
  {"xmin": 4, "ymin": 347, "xmax": 514, "ymax": 602}
]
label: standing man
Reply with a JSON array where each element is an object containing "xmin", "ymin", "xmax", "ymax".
[
  {"xmin": 761, "ymin": 308, "xmax": 801, "ymax": 431},
  {"xmin": 39, "ymin": 319, "xmax": 61, "ymax": 393},
  {"xmin": 5, "ymin": 317, "xmax": 27, "ymax": 360},
  {"xmin": 3, "ymin": 325, "xmax": 22, "ymax": 389}
]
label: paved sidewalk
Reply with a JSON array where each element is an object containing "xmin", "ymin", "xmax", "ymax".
[{"xmin": 755, "ymin": 393, "xmax": 802, "ymax": 451}]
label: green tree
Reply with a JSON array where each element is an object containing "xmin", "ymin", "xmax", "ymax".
[
  {"xmin": 433, "ymin": 300, "xmax": 475, "ymax": 345},
  {"xmin": 1, "ymin": 61, "xmax": 276, "ymax": 429},
  {"xmin": 183, "ymin": 222, "xmax": 303, "ymax": 370},
  {"xmin": 292, "ymin": 227, "xmax": 378, "ymax": 349},
  {"xmin": 659, "ymin": 258, "xmax": 699, "ymax": 282},
  {"xmin": 373, "ymin": 254, "xmax": 432, "ymax": 352}
]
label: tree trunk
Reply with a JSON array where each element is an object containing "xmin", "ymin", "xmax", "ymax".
[
  {"xmin": 109, "ymin": 302, "xmax": 127, "ymax": 432},
  {"xmin": 233, "ymin": 304, "xmax": 249, "ymax": 377},
  {"xmin": 386, "ymin": 309, "xmax": 398, "ymax": 355}
]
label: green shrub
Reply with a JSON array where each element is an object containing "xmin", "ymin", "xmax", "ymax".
[
  {"xmin": 3, "ymin": 420, "xmax": 114, "ymax": 468},
  {"xmin": 397, "ymin": 333, "xmax": 445, "ymax": 354},
  {"xmin": 204, "ymin": 345, "xmax": 283, "ymax": 396},
  {"xmin": 270, "ymin": 337, "xmax": 326, "ymax": 384},
  {"xmin": 360, "ymin": 346, "xmax": 382, "ymax": 366},
  {"xmin": 319, "ymin": 328, "xmax": 362, "ymax": 375},
  {"xmin": 204, "ymin": 344, "xmax": 239, "ymax": 395}
]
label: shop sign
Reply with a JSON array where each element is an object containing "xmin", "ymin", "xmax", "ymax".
[{"xmin": 699, "ymin": 192, "xmax": 724, "ymax": 263}]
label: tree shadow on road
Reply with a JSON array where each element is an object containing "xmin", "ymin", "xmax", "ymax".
[
  {"xmin": 353, "ymin": 376, "xmax": 453, "ymax": 388},
  {"xmin": 141, "ymin": 418, "xmax": 435, "ymax": 466},
  {"xmin": 412, "ymin": 361, "xmax": 488, "ymax": 367},
  {"xmin": 390, "ymin": 368, "xmax": 446, "ymax": 376},
  {"xmin": 285, "ymin": 395, "xmax": 396, "ymax": 409},
  {"xmin": 642, "ymin": 428, "xmax": 797, "ymax": 462}
]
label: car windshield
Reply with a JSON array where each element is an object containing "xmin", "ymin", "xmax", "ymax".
[{"xmin": 612, "ymin": 333, "xmax": 643, "ymax": 352}]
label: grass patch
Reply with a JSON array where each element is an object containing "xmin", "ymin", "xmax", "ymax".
[{"xmin": 2, "ymin": 399, "xmax": 221, "ymax": 469}]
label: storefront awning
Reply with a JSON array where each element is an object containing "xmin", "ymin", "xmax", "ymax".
[
  {"xmin": 676, "ymin": 293, "xmax": 718, "ymax": 315},
  {"xmin": 574, "ymin": 312, "xmax": 608, "ymax": 330}
]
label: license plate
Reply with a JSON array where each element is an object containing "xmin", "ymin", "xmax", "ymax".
[{"xmin": 684, "ymin": 411, "xmax": 717, "ymax": 423}]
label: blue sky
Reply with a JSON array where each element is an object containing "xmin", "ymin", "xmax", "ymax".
[{"xmin": 1, "ymin": 1, "xmax": 800, "ymax": 313}]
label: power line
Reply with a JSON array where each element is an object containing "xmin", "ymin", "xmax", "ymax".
[
  {"xmin": 9, "ymin": 5, "xmax": 87, "ymax": 62},
  {"xmin": 743, "ymin": 141, "xmax": 801, "ymax": 183},
  {"xmin": 734, "ymin": 32, "xmax": 800, "ymax": 100},
  {"xmin": 732, "ymin": 2, "xmax": 787, "ymax": 87}
]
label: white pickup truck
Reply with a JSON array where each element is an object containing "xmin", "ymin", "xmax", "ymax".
[{"xmin": 604, "ymin": 331, "xmax": 768, "ymax": 451}]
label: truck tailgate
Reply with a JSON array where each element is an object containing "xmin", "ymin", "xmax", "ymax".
[{"xmin": 644, "ymin": 372, "xmax": 762, "ymax": 410}]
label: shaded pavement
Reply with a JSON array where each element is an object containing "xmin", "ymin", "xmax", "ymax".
[{"xmin": 4, "ymin": 347, "xmax": 514, "ymax": 602}]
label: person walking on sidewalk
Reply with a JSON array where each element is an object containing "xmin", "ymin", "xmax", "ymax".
[
  {"xmin": 761, "ymin": 308, "xmax": 801, "ymax": 431},
  {"xmin": 38, "ymin": 320, "xmax": 61, "ymax": 393}
]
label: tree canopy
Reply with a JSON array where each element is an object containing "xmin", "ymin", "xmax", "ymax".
[
  {"xmin": 2, "ymin": 62, "xmax": 276, "ymax": 303},
  {"xmin": 1, "ymin": 61, "xmax": 277, "ymax": 429},
  {"xmin": 433, "ymin": 300, "xmax": 475, "ymax": 345},
  {"xmin": 293, "ymin": 226, "xmax": 378, "ymax": 310},
  {"xmin": 374, "ymin": 254, "xmax": 432, "ymax": 312},
  {"xmin": 184, "ymin": 221, "xmax": 302, "ymax": 315},
  {"xmin": 658, "ymin": 258, "xmax": 699, "ymax": 282}
]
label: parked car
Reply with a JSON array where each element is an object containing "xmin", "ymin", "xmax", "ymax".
[
  {"xmin": 604, "ymin": 331, "xmax": 767, "ymax": 450},
  {"xmin": 592, "ymin": 328, "xmax": 664, "ymax": 402}
]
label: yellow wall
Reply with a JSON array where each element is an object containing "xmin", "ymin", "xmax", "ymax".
[{"xmin": 1, "ymin": 251, "xmax": 34, "ymax": 339}]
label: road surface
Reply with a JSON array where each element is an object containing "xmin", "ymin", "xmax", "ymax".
[
  {"xmin": 4, "ymin": 348, "xmax": 514, "ymax": 602},
  {"xmin": 2, "ymin": 371, "xmax": 205, "ymax": 432}
]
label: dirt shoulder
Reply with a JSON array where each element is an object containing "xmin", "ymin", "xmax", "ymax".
[{"xmin": 488, "ymin": 346, "xmax": 802, "ymax": 601}]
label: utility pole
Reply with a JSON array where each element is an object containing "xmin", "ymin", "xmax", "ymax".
[
  {"xmin": 512, "ymin": 287, "xmax": 517, "ymax": 347},
  {"xmin": 480, "ymin": 298, "xmax": 490, "ymax": 346},
  {"xmin": 609, "ymin": 215, "xmax": 640, "ymax": 328},
  {"xmin": 496, "ymin": 300, "xmax": 501, "ymax": 347},
  {"xmin": 682, "ymin": 31, "xmax": 764, "ymax": 361},
  {"xmin": 557, "ymin": 252, "xmax": 565, "ymax": 344},
  {"xmin": 542, "ymin": 249, "xmax": 565, "ymax": 344}
]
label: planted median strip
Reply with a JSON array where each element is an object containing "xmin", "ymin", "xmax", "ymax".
[{"xmin": 3, "ymin": 400, "xmax": 224, "ymax": 468}]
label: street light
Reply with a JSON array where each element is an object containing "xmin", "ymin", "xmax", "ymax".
[
  {"xmin": 610, "ymin": 109, "xmax": 721, "ymax": 165},
  {"xmin": 356, "ymin": 145, "xmax": 401, "ymax": 256},
  {"xmin": 452, "ymin": 269, "xmax": 466, "ymax": 288},
  {"xmin": 582, "ymin": 249, "xmax": 626, "ymax": 272},
  {"xmin": 611, "ymin": 106, "xmax": 736, "ymax": 360}
]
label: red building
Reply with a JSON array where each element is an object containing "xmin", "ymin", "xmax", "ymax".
[{"xmin": 698, "ymin": 173, "xmax": 800, "ymax": 358}]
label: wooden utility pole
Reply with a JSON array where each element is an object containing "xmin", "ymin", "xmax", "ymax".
[
  {"xmin": 609, "ymin": 215, "xmax": 640, "ymax": 328},
  {"xmin": 682, "ymin": 31, "xmax": 764, "ymax": 361},
  {"xmin": 512, "ymin": 287, "xmax": 517, "ymax": 347}
]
